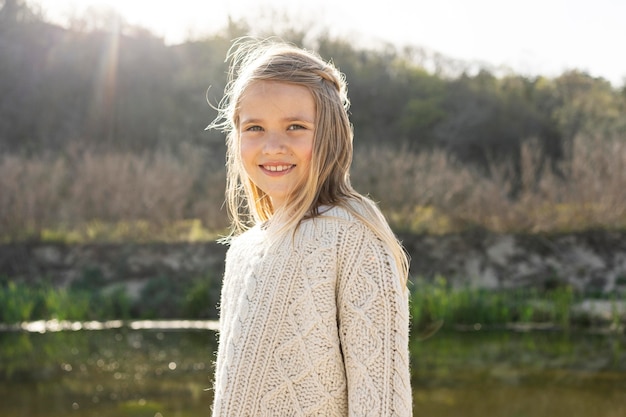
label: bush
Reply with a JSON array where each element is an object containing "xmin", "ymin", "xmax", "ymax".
[{"xmin": 409, "ymin": 277, "xmax": 584, "ymax": 331}]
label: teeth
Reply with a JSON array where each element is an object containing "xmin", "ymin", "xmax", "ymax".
[{"xmin": 264, "ymin": 165, "xmax": 292, "ymax": 172}]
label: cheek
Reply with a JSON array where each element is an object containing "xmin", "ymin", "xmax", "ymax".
[
  {"xmin": 239, "ymin": 139, "xmax": 255, "ymax": 164},
  {"xmin": 304, "ymin": 148, "xmax": 313, "ymax": 165},
  {"xmin": 297, "ymin": 155, "xmax": 312, "ymax": 184},
  {"xmin": 299, "ymin": 144, "xmax": 314, "ymax": 181},
  {"xmin": 302, "ymin": 140, "xmax": 314, "ymax": 165}
]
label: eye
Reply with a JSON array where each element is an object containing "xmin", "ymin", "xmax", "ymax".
[
  {"xmin": 244, "ymin": 125, "xmax": 263, "ymax": 132},
  {"xmin": 287, "ymin": 124, "xmax": 306, "ymax": 131}
]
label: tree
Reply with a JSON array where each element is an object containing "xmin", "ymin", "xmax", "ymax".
[
  {"xmin": 0, "ymin": 0, "xmax": 39, "ymax": 24},
  {"xmin": 551, "ymin": 70, "xmax": 623, "ymax": 141}
]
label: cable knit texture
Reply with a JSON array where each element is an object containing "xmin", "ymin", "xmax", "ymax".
[{"xmin": 211, "ymin": 205, "xmax": 412, "ymax": 416}]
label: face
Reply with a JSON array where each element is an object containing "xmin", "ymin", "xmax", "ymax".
[{"xmin": 238, "ymin": 80, "xmax": 316, "ymax": 209}]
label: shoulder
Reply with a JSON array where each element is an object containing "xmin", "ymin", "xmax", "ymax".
[
  {"xmin": 301, "ymin": 203, "xmax": 386, "ymax": 257},
  {"xmin": 317, "ymin": 204, "xmax": 358, "ymax": 224},
  {"xmin": 312, "ymin": 200, "xmax": 373, "ymax": 227},
  {"xmin": 296, "ymin": 203, "xmax": 371, "ymax": 241},
  {"xmin": 224, "ymin": 224, "xmax": 265, "ymax": 255}
]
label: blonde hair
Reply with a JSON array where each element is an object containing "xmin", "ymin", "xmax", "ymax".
[{"xmin": 208, "ymin": 37, "xmax": 409, "ymax": 287}]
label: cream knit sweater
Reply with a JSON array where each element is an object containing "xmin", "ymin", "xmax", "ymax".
[{"xmin": 211, "ymin": 205, "xmax": 412, "ymax": 416}]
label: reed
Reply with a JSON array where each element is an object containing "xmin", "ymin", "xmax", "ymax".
[
  {"xmin": 409, "ymin": 276, "xmax": 598, "ymax": 331},
  {"xmin": 1, "ymin": 273, "xmax": 621, "ymax": 328},
  {"xmin": 1, "ymin": 134, "xmax": 625, "ymax": 242},
  {"xmin": 354, "ymin": 134, "xmax": 626, "ymax": 234}
]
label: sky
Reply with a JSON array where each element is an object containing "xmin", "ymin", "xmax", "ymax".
[{"xmin": 31, "ymin": 0, "xmax": 626, "ymax": 87}]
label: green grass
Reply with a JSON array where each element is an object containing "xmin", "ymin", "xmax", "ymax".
[
  {"xmin": 0, "ymin": 275, "xmax": 131, "ymax": 323},
  {"xmin": 0, "ymin": 279, "xmax": 92, "ymax": 323},
  {"xmin": 1, "ymin": 273, "xmax": 621, "ymax": 329},
  {"xmin": 0, "ymin": 270, "xmax": 219, "ymax": 324},
  {"xmin": 409, "ymin": 276, "xmax": 603, "ymax": 333}
]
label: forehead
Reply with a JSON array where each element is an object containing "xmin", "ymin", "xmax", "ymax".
[{"xmin": 238, "ymin": 80, "xmax": 315, "ymax": 116}]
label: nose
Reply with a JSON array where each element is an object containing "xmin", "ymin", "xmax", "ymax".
[{"xmin": 262, "ymin": 131, "xmax": 287, "ymax": 154}]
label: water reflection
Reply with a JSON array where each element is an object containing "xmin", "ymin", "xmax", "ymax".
[
  {"xmin": 0, "ymin": 319, "xmax": 219, "ymax": 333},
  {"xmin": 0, "ymin": 324, "xmax": 216, "ymax": 417},
  {"xmin": 0, "ymin": 322, "xmax": 625, "ymax": 417},
  {"xmin": 412, "ymin": 329, "xmax": 626, "ymax": 417}
]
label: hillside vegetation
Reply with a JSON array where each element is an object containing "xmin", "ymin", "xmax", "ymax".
[{"xmin": 1, "ymin": 1, "xmax": 625, "ymax": 241}]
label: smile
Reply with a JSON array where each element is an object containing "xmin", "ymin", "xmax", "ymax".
[{"xmin": 262, "ymin": 164, "xmax": 294, "ymax": 172}]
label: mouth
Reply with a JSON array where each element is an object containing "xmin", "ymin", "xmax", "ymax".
[{"xmin": 261, "ymin": 164, "xmax": 294, "ymax": 172}]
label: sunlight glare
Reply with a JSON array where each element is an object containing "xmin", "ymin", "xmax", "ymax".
[
  {"xmin": 35, "ymin": 0, "xmax": 242, "ymax": 44},
  {"xmin": 88, "ymin": 19, "xmax": 120, "ymax": 137},
  {"xmin": 31, "ymin": 0, "xmax": 626, "ymax": 86}
]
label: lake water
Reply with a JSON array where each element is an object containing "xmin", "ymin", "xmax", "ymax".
[{"xmin": 1, "ymin": 321, "xmax": 625, "ymax": 417}]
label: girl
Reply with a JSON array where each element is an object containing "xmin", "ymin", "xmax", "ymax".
[{"xmin": 207, "ymin": 37, "xmax": 412, "ymax": 416}]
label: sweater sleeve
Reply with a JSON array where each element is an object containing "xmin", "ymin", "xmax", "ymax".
[{"xmin": 336, "ymin": 222, "xmax": 413, "ymax": 417}]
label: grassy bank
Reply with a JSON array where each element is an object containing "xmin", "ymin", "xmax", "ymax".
[
  {"xmin": 0, "ymin": 272, "xmax": 219, "ymax": 324},
  {"xmin": 1, "ymin": 274, "xmax": 623, "ymax": 331},
  {"xmin": 410, "ymin": 276, "xmax": 624, "ymax": 334}
]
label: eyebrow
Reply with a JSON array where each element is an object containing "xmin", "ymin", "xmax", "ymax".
[{"xmin": 240, "ymin": 116, "xmax": 315, "ymax": 125}]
